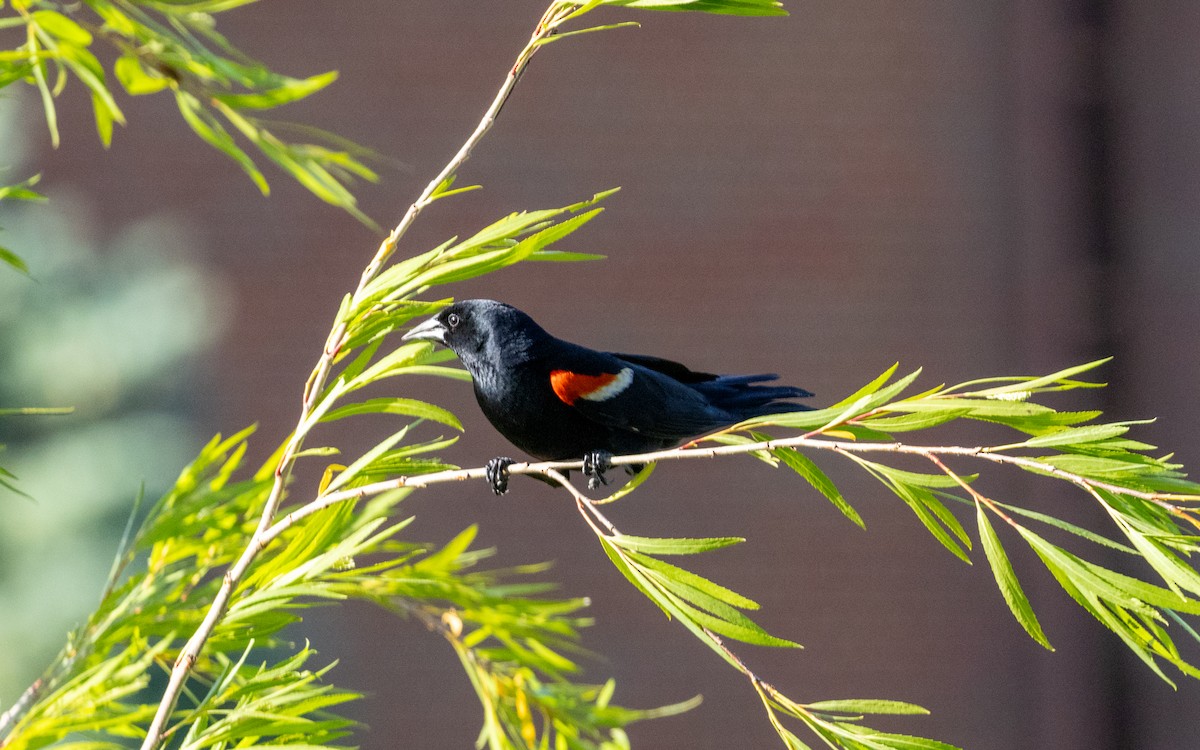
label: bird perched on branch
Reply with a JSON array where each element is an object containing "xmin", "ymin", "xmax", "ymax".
[{"xmin": 402, "ymin": 299, "xmax": 813, "ymax": 494}]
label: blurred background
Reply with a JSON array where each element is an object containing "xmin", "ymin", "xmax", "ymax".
[{"xmin": 2, "ymin": 1, "xmax": 1198, "ymax": 748}]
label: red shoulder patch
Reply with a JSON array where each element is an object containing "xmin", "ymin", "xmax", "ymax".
[{"xmin": 550, "ymin": 368, "xmax": 632, "ymax": 406}]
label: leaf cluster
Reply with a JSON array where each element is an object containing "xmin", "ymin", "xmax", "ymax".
[
  {"xmin": 730, "ymin": 361, "xmax": 1200, "ymax": 685},
  {"xmin": 1, "ymin": 424, "xmax": 673, "ymax": 749},
  {"xmin": 0, "ymin": 0, "xmax": 376, "ymax": 220},
  {"xmin": 575, "ymin": 503, "xmax": 959, "ymax": 750}
]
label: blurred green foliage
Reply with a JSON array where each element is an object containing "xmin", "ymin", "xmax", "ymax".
[
  {"xmin": 0, "ymin": 0, "xmax": 377, "ymax": 223},
  {"xmin": 0, "ymin": 93, "xmax": 228, "ymax": 698}
]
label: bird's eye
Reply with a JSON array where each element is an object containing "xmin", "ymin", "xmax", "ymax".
[{"xmin": 446, "ymin": 312, "xmax": 461, "ymax": 329}]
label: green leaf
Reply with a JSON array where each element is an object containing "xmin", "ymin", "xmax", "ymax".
[
  {"xmin": 595, "ymin": 461, "xmax": 656, "ymax": 503},
  {"xmin": 1019, "ymin": 530, "xmax": 1194, "ymax": 684},
  {"xmin": 427, "ymin": 175, "xmax": 482, "ymax": 203},
  {"xmin": 32, "ymin": 10, "xmax": 93, "ymax": 45},
  {"xmin": 805, "ymin": 699, "xmax": 930, "ymax": 716},
  {"xmin": 214, "ymin": 71, "xmax": 339, "ymax": 109},
  {"xmin": 0, "ymin": 406, "xmax": 74, "ymax": 416},
  {"xmin": 1031, "ymin": 454, "xmax": 1162, "ymax": 477},
  {"xmin": 891, "ymin": 481, "xmax": 971, "ymax": 563},
  {"xmin": 599, "ymin": 538, "xmax": 674, "ymax": 619},
  {"xmin": 406, "ymin": 208, "xmax": 605, "ymax": 290},
  {"xmin": 819, "ymin": 368, "xmax": 924, "ymax": 427},
  {"xmin": 847, "ymin": 731, "xmax": 963, "ymax": 750},
  {"xmin": 774, "ymin": 447, "xmax": 864, "ymax": 528},
  {"xmin": 887, "ymin": 397, "xmax": 1054, "ymax": 419},
  {"xmin": 957, "ymin": 358, "xmax": 1110, "ymax": 398},
  {"xmin": 0, "ymin": 174, "xmax": 46, "ymax": 203},
  {"xmin": 671, "ymin": 595, "xmax": 800, "ymax": 648},
  {"xmin": 0, "ymin": 172, "xmax": 44, "ymax": 275},
  {"xmin": 871, "ymin": 463, "xmax": 972, "ymax": 489},
  {"xmin": 627, "ymin": 550, "xmax": 759, "ymax": 610},
  {"xmin": 1118, "ymin": 523, "xmax": 1200, "ymax": 600},
  {"xmin": 420, "ymin": 524, "xmax": 478, "ymax": 571},
  {"xmin": 845, "ymin": 456, "xmax": 972, "ymax": 561},
  {"xmin": 527, "ymin": 250, "xmax": 607, "ymax": 262},
  {"xmin": 54, "ymin": 45, "xmax": 125, "ymax": 145},
  {"xmin": 334, "ymin": 337, "xmax": 382, "ymax": 384},
  {"xmin": 397, "ymin": 365, "xmax": 472, "ymax": 382},
  {"xmin": 114, "ymin": 55, "xmax": 171, "ymax": 95},
  {"xmin": 608, "ymin": 534, "xmax": 744, "ymax": 555},
  {"xmin": 858, "ymin": 409, "xmax": 972, "ymax": 433},
  {"xmin": 324, "ymin": 426, "xmax": 416, "ymax": 493},
  {"xmin": 976, "ymin": 505, "xmax": 1052, "ymax": 649},
  {"xmin": 31, "ymin": 43, "xmax": 60, "ymax": 148},
  {"xmin": 90, "ymin": 90, "xmax": 115, "ymax": 146},
  {"xmin": 1017, "ymin": 421, "xmax": 1149, "ymax": 449},
  {"xmin": 600, "ymin": 0, "xmax": 788, "ymax": 17},
  {"xmin": 342, "ymin": 299, "xmax": 454, "ymax": 351},
  {"xmin": 175, "ymin": 90, "xmax": 269, "ymax": 195},
  {"xmin": 0, "ymin": 245, "xmax": 31, "ymax": 275},
  {"xmin": 319, "ymin": 397, "xmax": 462, "ymax": 430},
  {"xmin": 828, "ymin": 363, "xmax": 899, "ymax": 410},
  {"xmin": 1021, "ymin": 526, "xmax": 1200, "ymax": 616},
  {"xmin": 993, "ymin": 501, "xmax": 1137, "ymax": 553}
]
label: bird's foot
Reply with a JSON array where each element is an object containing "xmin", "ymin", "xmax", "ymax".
[
  {"xmin": 486, "ymin": 457, "xmax": 515, "ymax": 496},
  {"xmin": 582, "ymin": 450, "xmax": 613, "ymax": 491}
]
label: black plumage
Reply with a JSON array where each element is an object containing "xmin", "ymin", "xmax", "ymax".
[{"xmin": 402, "ymin": 299, "xmax": 812, "ymax": 493}]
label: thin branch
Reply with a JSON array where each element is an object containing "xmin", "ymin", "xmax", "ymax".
[
  {"xmin": 135, "ymin": 8, "xmax": 570, "ymax": 749},
  {"xmin": 255, "ymin": 432, "xmax": 1200, "ymax": 553},
  {"xmin": 924, "ymin": 452, "xmax": 1018, "ymax": 526},
  {"xmin": 546, "ymin": 468, "xmax": 619, "ymax": 536},
  {"xmin": 0, "ymin": 679, "xmax": 42, "ymax": 742}
]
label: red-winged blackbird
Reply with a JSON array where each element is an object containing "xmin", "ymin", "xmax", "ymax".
[{"xmin": 402, "ymin": 299, "xmax": 812, "ymax": 494}]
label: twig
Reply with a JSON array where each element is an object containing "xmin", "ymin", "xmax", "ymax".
[
  {"xmin": 923, "ymin": 452, "xmax": 1017, "ymax": 526},
  {"xmin": 135, "ymin": 8, "xmax": 570, "ymax": 749},
  {"xmin": 252, "ymin": 432, "xmax": 1200, "ymax": 555},
  {"xmin": 0, "ymin": 679, "xmax": 42, "ymax": 743}
]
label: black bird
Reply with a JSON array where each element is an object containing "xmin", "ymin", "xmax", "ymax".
[{"xmin": 401, "ymin": 299, "xmax": 812, "ymax": 494}]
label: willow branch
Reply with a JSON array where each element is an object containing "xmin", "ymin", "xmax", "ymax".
[
  {"xmin": 257, "ymin": 431, "xmax": 1200, "ymax": 551},
  {"xmin": 0, "ymin": 679, "xmax": 43, "ymax": 742},
  {"xmin": 135, "ymin": 8, "xmax": 570, "ymax": 749}
]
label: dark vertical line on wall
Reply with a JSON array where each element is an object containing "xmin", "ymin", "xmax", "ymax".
[{"xmin": 1072, "ymin": 0, "xmax": 1132, "ymax": 748}]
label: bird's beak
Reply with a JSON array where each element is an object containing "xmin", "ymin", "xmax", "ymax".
[{"xmin": 401, "ymin": 315, "xmax": 448, "ymax": 345}]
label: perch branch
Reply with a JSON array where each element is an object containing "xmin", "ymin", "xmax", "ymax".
[{"xmin": 258, "ymin": 431, "xmax": 1199, "ymax": 554}]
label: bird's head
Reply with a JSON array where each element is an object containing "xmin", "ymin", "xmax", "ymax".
[{"xmin": 402, "ymin": 299, "xmax": 543, "ymax": 371}]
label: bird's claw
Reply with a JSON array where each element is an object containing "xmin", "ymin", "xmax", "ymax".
[
  {"xmin": 583, "ymin": 450, "xmax": 613, "ymax": 491},
  {"xmin": 486, "ymin": 456, "xmax": 515, "ymax": 496}
]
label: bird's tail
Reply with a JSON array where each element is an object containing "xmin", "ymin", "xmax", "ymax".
[{"xmin": 691, "ymin": 374, "xmax": 814, "ymax": 420}]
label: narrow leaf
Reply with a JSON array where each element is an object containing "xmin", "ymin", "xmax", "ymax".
[
  {"xmin": 628, "ymin": 550, "xmax": 759, "ymax": 610},
  {"xmin": 805, "ymin": 699, "xmax": 930, "ymax": 716},
  {"xmin": 775, "ymin": 447, "xmax": 864, "ymax": 528},
  {"xmin": 976, "ymin": 505, "xmax": 1053, "ymax": 649},
  {"xmin": 1019, "ymin": 421, "xmax": 1148, "ymax": 449},
  {"xmin": 320, "ymin": 397, "xmax": 462, "ymax": 430},
  {"xmin": 609, "ymin": 534, "xmax": 744, "ymax": 555},
  {"xmin": 0, "ymin": 246, "xmax": 30, "ymax": 275}
]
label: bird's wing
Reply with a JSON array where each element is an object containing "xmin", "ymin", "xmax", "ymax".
[
  {"xmin": 607, "ymin": 352, "xmax": 719, "ymax": 383},
  {"xmin": 546, "ymin": 353, "xmax": 732, "ymax": 440}
]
